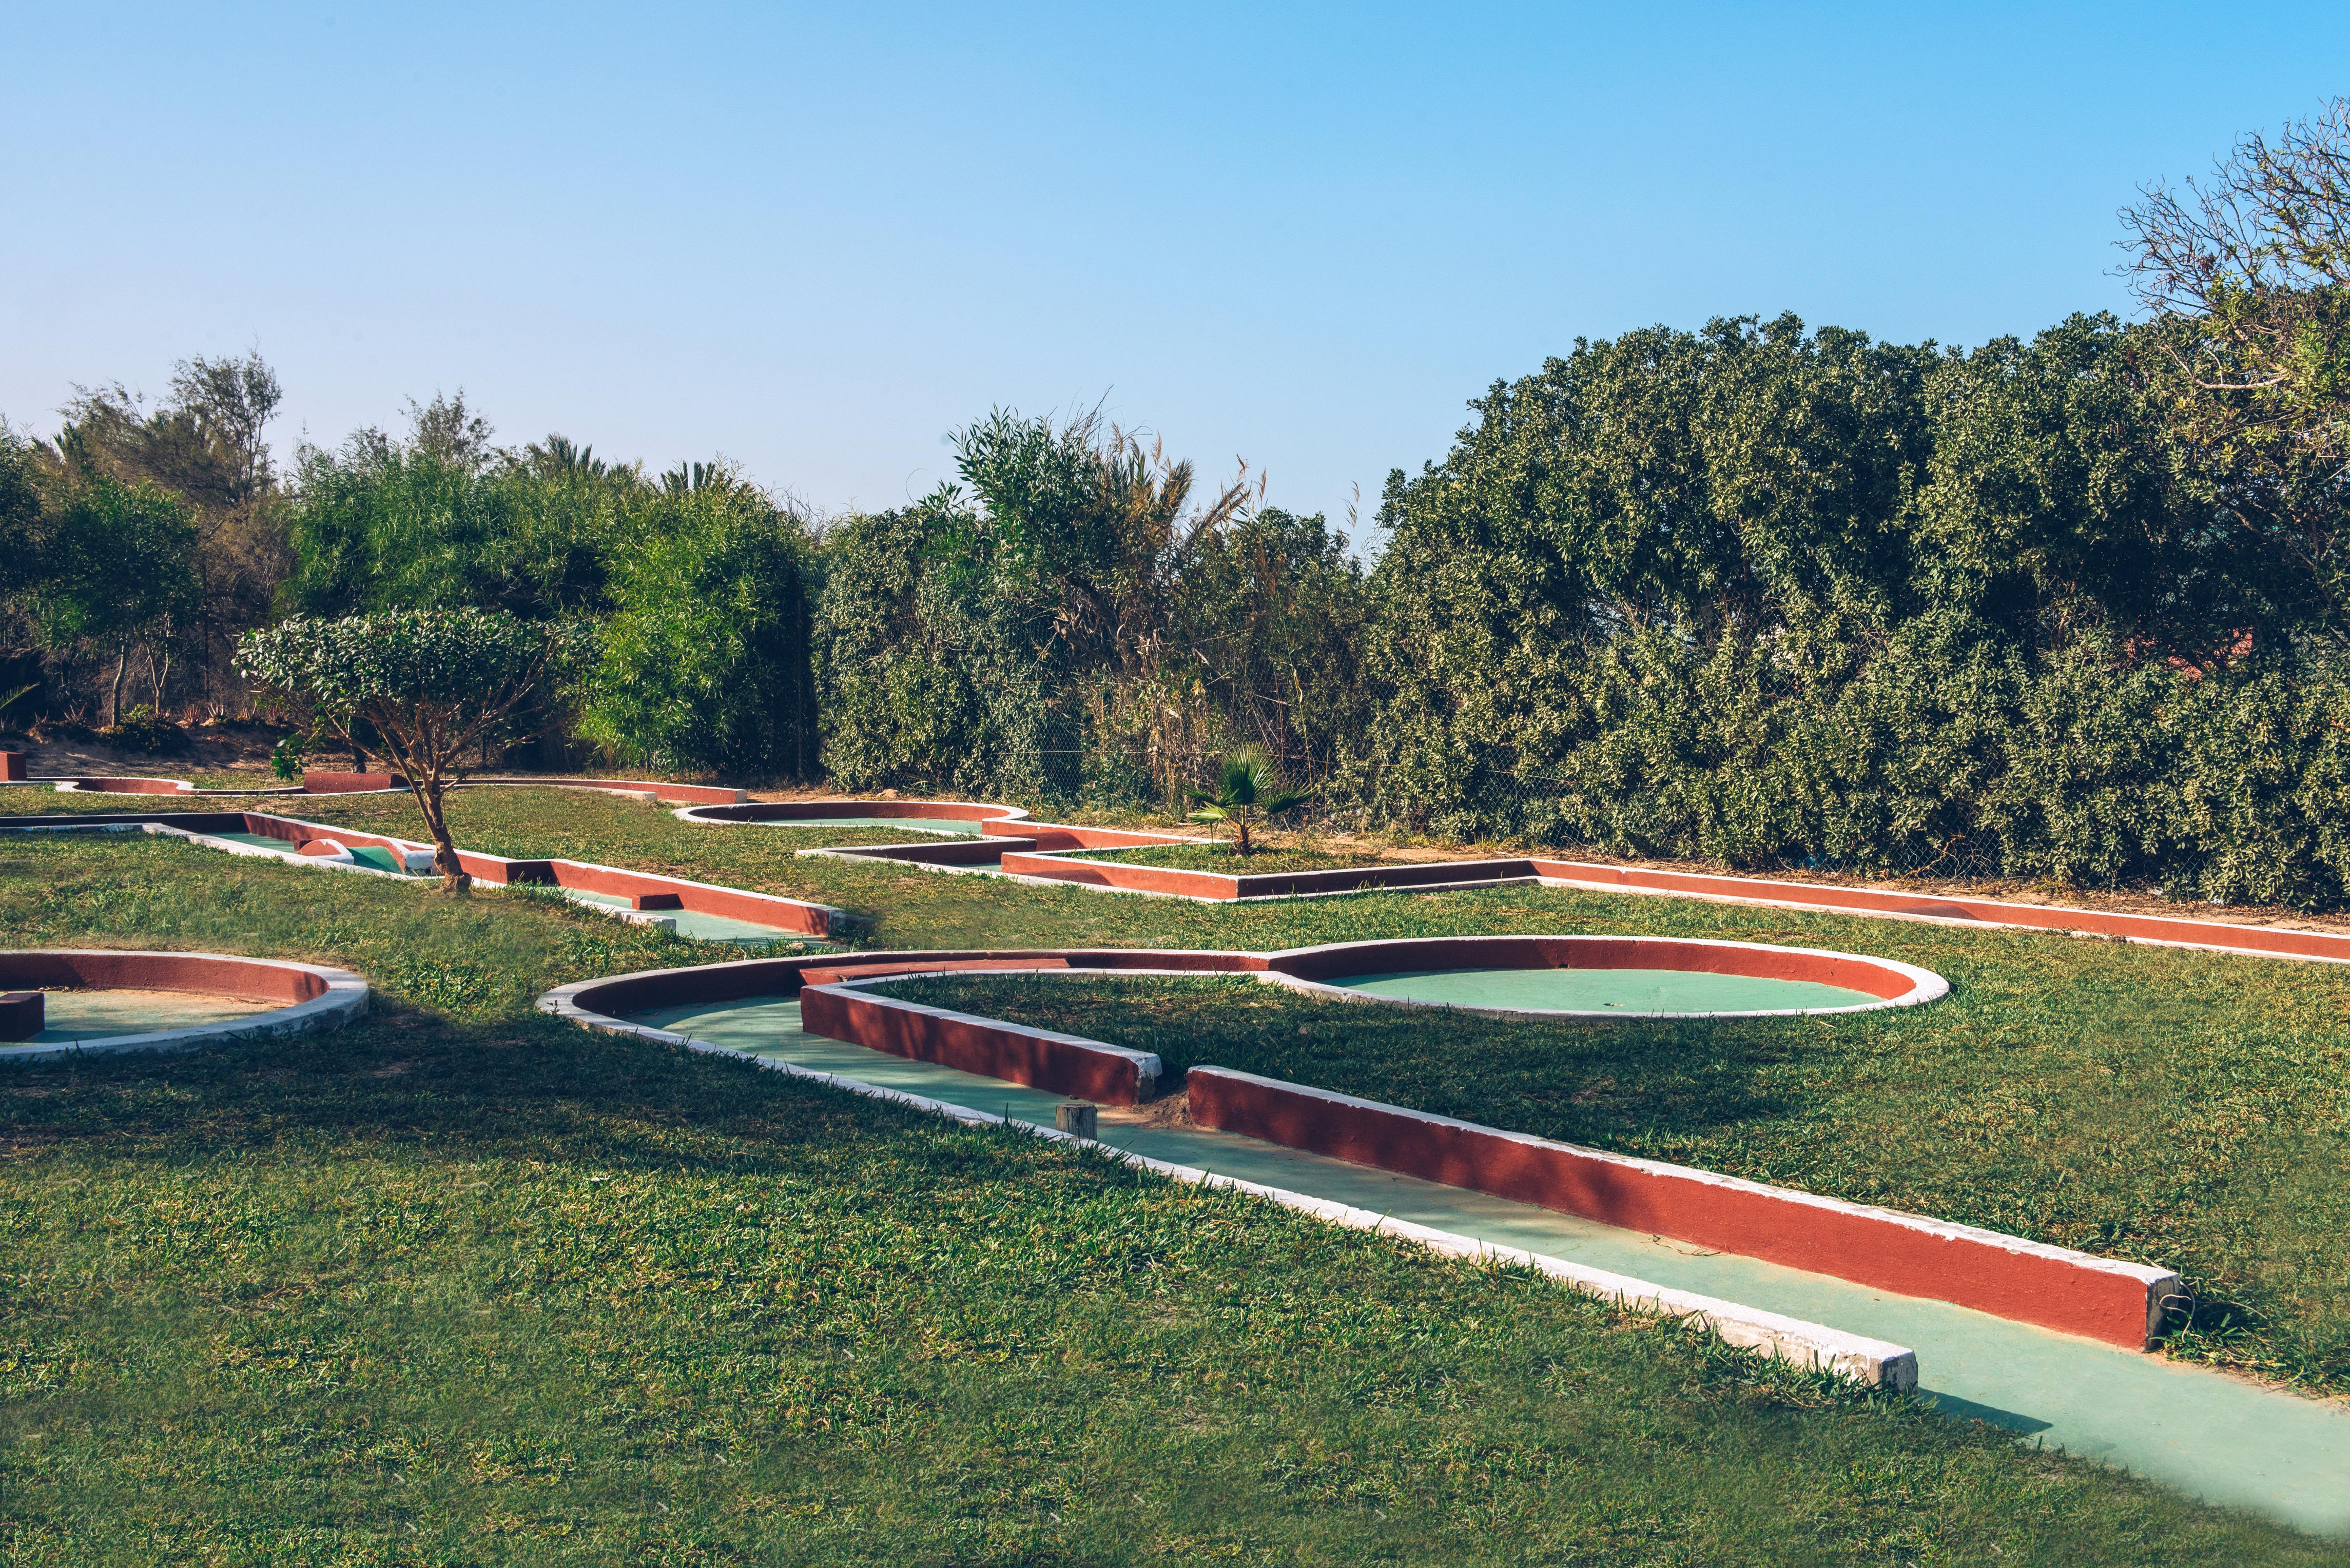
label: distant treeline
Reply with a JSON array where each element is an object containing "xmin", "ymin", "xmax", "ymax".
[{"xmin": 6, "ymin": 107, "xmax": 2349, "ymax": 901}]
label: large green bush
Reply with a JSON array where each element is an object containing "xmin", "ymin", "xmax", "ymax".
[
  {"xmin": 814, "ymin": 412, "xmax": 1372, "ymax": 808},
  {"xmin": 577, "ymin": 472, "xmax": 818, "ymax": 778},
  {"xmin": 1359, "ymin": 312, "xmax": 2350, "ymax": 905}
]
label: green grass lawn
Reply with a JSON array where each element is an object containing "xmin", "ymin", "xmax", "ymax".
[
  {"xmin": 1, "ymin": 833, "xmax": 2344, "ymax": 1562},
  {"xmin": 248, "ymin": 789, "xmax": 2350, "ymax": 1397},
  {"xmin": 24, "ymin": 789, "xmax": 2350, "ymax": 1390}
]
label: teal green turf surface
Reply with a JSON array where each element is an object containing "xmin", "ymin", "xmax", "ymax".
[
  {"xmin": 27, "ymin": 988, "xmax": 276, "ymax": 1043},
  {"xmin": 1339, "ymin": 965, "xmax": 1882, "ymax": 1013},
  {"xmin": 763, "ymin": 816, "xmax": 981, "ymax": 836}
]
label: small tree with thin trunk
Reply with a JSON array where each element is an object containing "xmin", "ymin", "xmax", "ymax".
[{"xmin": 237, "ymin": 610, "xmax": 584, "ymax": 891}]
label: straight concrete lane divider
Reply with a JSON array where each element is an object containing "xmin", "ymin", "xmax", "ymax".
[
  {"xmin": 1187, "ymin": 1066, "xmax": 2180, "ymax": 1350},
  {"xmin": 799, "ymin": 973, "xmax": 1166, "ymax": 1104}
]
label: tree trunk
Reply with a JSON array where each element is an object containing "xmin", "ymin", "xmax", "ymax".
[
  {"xmin": 109, "ymin": 642, "xmax": 130, "ymax": 728},
  {"xmin": 413, "ymin": 779, "xmax": 471, "ymax": 893}
]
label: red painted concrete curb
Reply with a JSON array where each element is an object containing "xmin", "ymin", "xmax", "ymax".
[
  {"xmin": 0, "ymin": 809, "xmax": 848, "ymax": 937},
  {"xmin": 681, "ymin": 797, "xmax": 1028, "ymax": 827},
  {"xmin": 1187, "ymin": 1067, "xmax": 2180, "ymax": 1349},
  {"xmin": 800, "ymin": 981, "xmax": 1163, "ymax": 1104},
  {"xmin": 303, "ymin": 771, "xmax": 403, "ymax": 793},
  {"xmin": 463, "ymin": 776, "xmax": 749, "ymax": 806},
  {"xmin": 1002, "ymin": 850, "xmax": 1531, "ymax": 899},
  {"xmin": 0, "ymin": 752, "xmax": 24, "ymax": 782},
  {"xmin": 1526, "ymin": 859, "xmax": 2350, "ymax": 967},
  {"xmin": 0, "ymin": 947, "xmax": 331, "ymax": 1002},
  {"xmin": 0, "ymin": 990, "xmax": 43, "ymax": 1040}
]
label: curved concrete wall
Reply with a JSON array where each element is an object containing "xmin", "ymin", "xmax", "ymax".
[
  {"xmin": 1265, "ymin": 934, "xmax": 1946, "ymax": 1014},
  {"xmin": 0, "ymin": 949, "xmax": 368, "ymax": 1062}
]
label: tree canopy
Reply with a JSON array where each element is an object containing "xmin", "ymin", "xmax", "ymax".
[{"xmin": 237, "ymin": 610, "xmax": 587, "ymax": 889}]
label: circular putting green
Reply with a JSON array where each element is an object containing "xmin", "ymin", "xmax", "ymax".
[
  {"xmin": 29, "ymin": 988, "xmax": 282, "ymax": 1043},
  {"xmin": 1267, "ymin": 934, "xmax": 1946, "ymax": 1018},
  {"xmin": 1336, "ymin": 966, "xmax": 1882, "ymax": 1014}
]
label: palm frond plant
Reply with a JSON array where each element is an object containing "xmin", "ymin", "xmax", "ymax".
[{"xmin": 1186, "ymin": 744, "xmax": 1311, "ymax": 856}]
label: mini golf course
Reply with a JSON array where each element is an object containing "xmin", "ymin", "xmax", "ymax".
[{"xmin": 12, "ymin": 772, "xmax": 2350, "ymax": 1536}]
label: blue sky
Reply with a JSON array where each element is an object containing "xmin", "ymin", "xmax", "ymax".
[{"xmin": 5, "ymin": 3, "xmax": 2346, "ymax": 534}]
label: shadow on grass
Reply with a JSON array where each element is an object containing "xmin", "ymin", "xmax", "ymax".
[{"xmin": 0, "ymin": 1008, "xmax": 1052, "ymax": 1191}]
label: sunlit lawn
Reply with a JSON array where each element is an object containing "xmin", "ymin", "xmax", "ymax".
[{"xmin": 0, "ymin": 808, "xmax": 2345, "ymax": 1560}]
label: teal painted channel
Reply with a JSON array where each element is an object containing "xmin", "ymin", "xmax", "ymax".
[
  {"xmin": 210, "ymin": 831, "xmax": 414, "ymax": 875},
  {"xmin": 763, "ymin": 816, "xmax": 981, "ymax": 837},
  {"xmin": 1342, "ymin": 966, "xmax": 1880, "ymax": 1013},
  {"xmin": 559, "ymin": 889, "xmax": 802, "ymax": 945},
  {"xmin": 28, "ymin": 988, "xmax": 277, "ymax": 1043},
  {"xmin": 628, "ymin": 993, "xmax": 2350, "ymax": 1535}
]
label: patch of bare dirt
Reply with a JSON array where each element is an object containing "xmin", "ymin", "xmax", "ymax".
[
  {"xmin": 1098, "ymin": 1088, "xmax": 1194, "ymax": 1130},
  {"xmin": 4, "ymin": 721, "xmax": 287, "ymax": 779}
]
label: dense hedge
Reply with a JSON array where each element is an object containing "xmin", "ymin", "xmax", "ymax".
[{"xmin": 1360, "ymin": 313, "xmax": 2350, "ymax": 903}]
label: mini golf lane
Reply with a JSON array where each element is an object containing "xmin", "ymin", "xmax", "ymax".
[
  {"xmin": 625, "ymin": 991, "xmax": 2350, "ymax": 1535},
  {"xmin": 750, "ymin": 816, "xmax": 982, "ymax": 837},
  {"xmin": 555, "ymin": 889, "xmax": 816, "ymax": 946},
  {"xmin": 1338, "ymin": 966, "xmax": 1880, "ymax": 1014},
  {"xmin": 29, "ymin": 988, "xmax": 280, "ymax": 1043}
]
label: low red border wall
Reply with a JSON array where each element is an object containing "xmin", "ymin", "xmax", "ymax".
[
  {"xmin": 800, "ymin": 983, "xmax": 1162, "ymax": 1104},
  {"xmin": 537, "ymin": 860, "xmax": 834, "ymax": 936},
  {"xmin": 303, "ymin": 772, "xmax": 402, "ymax": 793},
  {"xmin": 999, "ymin": 851, "xmax": 1237, "ymax": 894},
  {"xmin": 0, "ymin": 949, "xmax": 327, "ymax": 1003},
  {"xmin": 465, "ymin": 776, "xmax": 749, "ymax": 806},
  {"xmin": 0, "ymin": 752, "xmax": 24, "ymax": 782},
  {"xmin": 1188, "ymin": 1067, "xmax": 2176, "ymax": 1348},
  {"xmin": 685, "ymin": 798, "xmax": 1026, "ymax": 826},
  {"xmin": 0, "ymin": 809, "xmax": 845, "ymax": 937},
  {"xmin": 822, "ymin": 837, "xmax": 1027, "ymax": 866},
  {"xmin": 991, "ymin": 825, "xmax": 1199, "ymax": 851},
  {"xmin": 54, "ymin": 776, "xmax": 195, "ymax": 795},
  {"xmin": 1528, "ymin": 859, "xmax": 2350, "ymax": 966},
  {"xmin": 1002, "ymin": 851, "xmax": 1541, "ymax": 898}
]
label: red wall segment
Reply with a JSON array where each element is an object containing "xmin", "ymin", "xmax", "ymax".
[
  {"xmin": 0, "ymin": 949, "xmax": 327, "ymax": 1004},
  {"xmin": 1188, "ymin": 1067, "xmax": 2175, "ymax": 1348},
  {"xmin": 1527, "ymin": 859, "xmax": 2350, "ymax": 967},
  {"xmin": 799, "ymin": 982, "xmax": 1158, "ymax": 1104},
  {"xmin": 303, "ymin": 772, "xmax": 402, "ymax": 793}
]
